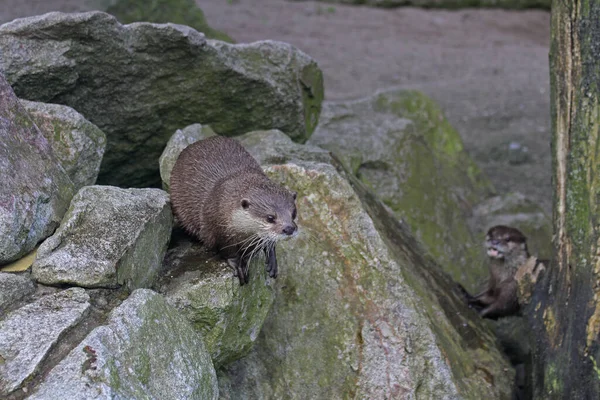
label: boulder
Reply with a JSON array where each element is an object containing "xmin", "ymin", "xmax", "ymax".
[
  {"xmin": 0, "ymin": 288, "xmax": 90, "ymax": 396},
  {"xmin": 0, "ymin": 272, "xmax": 36, "ymax": 314},
  {"xmin": 157, "ymin": 233, "xmax": 275, "ymax": 368},
  {"xmin": 217, "ymin": 129, "xmax": 513, "ymax": 399},
  {"xmin": 29, "ymin": 289, "xmax": 218, "ymax": 400},
  {"xmin": 309, "ymin": 89, "xmax": 495, "ymax": 292},
  {"xmin": 32, "ymin": 186, "xmax": 172, "ymax": 289},
  {"xmin": 0, "ymin": 11, "xmax": 324, "ymax": 187},
  {"xmin": 20, "ymin": 100, "xmax": 107, "ymax": 190},
  {"xmin": 159, "ymin": 123, "xmax": 216, "ymax": 191},
  {"xmin": 0, "ymin": 72, "xmax": 75, "ymax": 264}
]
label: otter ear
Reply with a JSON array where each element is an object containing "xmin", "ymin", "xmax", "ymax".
[
  {"xmin": 291, "ymin": 191, "xmax": 297, "ymax": 200},
  {"xmin": 241, "ymin": 199, "xmax": 250, "ymax": 209}
]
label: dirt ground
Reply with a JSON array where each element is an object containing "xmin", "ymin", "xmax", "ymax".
[{"xmin": 0, "ymin": 1, "xmax": 552, "ymax": 214}]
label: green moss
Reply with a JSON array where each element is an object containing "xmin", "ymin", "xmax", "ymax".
[
  {"xmin": 106, "ymin": 0, "xmax": 235, "ymax": 43},
  {"xmin": 300, "ymin": 63, "xmax": 325, "ymax": 141}
]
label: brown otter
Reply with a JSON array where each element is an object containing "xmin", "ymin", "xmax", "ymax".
[
  {"xmin": 169, "ymin": 136, "xmax": 298, "ymax": 285},
  {"xmin": 468, "ymin": 225, "xmax": 531, "ymax": 319}
]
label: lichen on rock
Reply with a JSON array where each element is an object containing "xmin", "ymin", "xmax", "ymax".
[
  {"xmin": 217, "ymin": 129, "xmax": 513, "ymax": 399},
  {"xmin": 0, "ymin": 72, "xmax": 75, "ymax": 264},
  {"xmin": 29, "ymin": 289, "xmax": 218, "ymax": 400},
  {"xmin": 0, "ymin": 11, "xmax": 324, "ymax": 187},
  {"xmin": 309, "ymin": 89, "xmax": 495, "ymax": 292},
  {"xmin": 32, "ymin": 186, "xmax": 173, "ymax": 290},
  {"xmin": 20, "ymin": 99, "xmax": 107, "ymax": 190}
]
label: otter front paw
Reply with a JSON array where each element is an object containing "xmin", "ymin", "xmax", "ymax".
[
  {"xmin": 264, "ymin": 246, "xmax": 278, "ymax": 278},
  {"xmin": 227, "ymin": 257, "xmax": 250, "ymax": 285}
]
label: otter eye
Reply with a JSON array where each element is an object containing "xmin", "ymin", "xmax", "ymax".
[
  {"xmin": 266, "ymin": 215, "xmax": 276, "ymax": 224},
  {"xmin": 241, "ymin": 199, "xmax": 250, "ymax": 209}
]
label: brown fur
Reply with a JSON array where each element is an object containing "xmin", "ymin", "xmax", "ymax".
[
  {"xmin": 468, "ymin": 225, "xmax": 530, "ymax": 319},
  {"xmin": 169, "ymin": 136, "xmax": 297, "ymax": 284}
]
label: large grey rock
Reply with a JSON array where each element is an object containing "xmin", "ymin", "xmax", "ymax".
[
  {"xmin": 0, "ymin": 272, "xmax": 36, "ymax": 314},
  {"xmin": 0, "ymin": 11, "xmax": 324, "ymax": 187},
  {"xmin": 217, "ymin": 130, "xmax": 513, "ymax": 399},
  {"xmin": 0, "ymin": 72, "xmax": 75, "ymax": 264},
  {"xmin": 159, "ymin": 123, "xmax": 216, "ymax": 191},
  {"xmin": 0, "ymin": 288, "xmax": 90, "ymax": 396},
  {"xmin": 157, "ymin": 234, "xmax": 275, "ymax": 368},
  {"xmin": 309, "ymin": 89, "xmax": 495, "ymax": 292},
  {"xmin": 29, "ymin": 289, "xmax": 218, "ymax": 400},
  {"xmin": 20, "ymin": 100, "xmax": 107, "ymax": 190},
  {"xmin": 32, "ymin": 186, "xmax": 172, "ymax": 289}
]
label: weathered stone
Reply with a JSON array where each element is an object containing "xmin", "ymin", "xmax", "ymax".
[
  {"xmin": 0, "ymin": 288, "xmax": 90, "ymax": 396},
  {"xmin": 469, "ymin": 192, "xmax": 552, "ymax": 260},
  {"xmin": 0, "ymin": 73, "xmax": 75, "ymax": 264},
  {"xmin": 309, "ymin": 89, "xmax": 495, "ymax": 292},
  {"xmin": 0, "ymin": 11, "xmax": 324, "ymax": 187},
  {"xmin": 157, "ymin": 233, "xmax": 275, "ymax": 368},
  {"xmin": 159, "ymin": 123, "xmax": 216, "ymax": 191},
  {"xmin": 0, "ymin": 272, "xmax": 35, "ymax": 314},
  {"xmin": 20, "ymin": 100, "xmax": 106, "ymax": 190},
  {"xmin": 290, "ymin": 0, "xmax": 550, "ymax": 9},
  {"xmin": 218, "ymin": 130, "xmax": 512, "ymax": 399},
  {"xmin": 29, "ymin": 289, "xmax": 218, "ymax": 400},
  {"xmin": 102, "ymin": 0, "xmax": 234, "ymax": 42},
  {"xmin": 32, "ymin": 186, "xmax": 172, "ymax": 289}
]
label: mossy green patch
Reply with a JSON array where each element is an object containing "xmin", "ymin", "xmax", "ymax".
[{"xmin": 106, "ymin": 0, "xmax": 234, "ymax": 43}]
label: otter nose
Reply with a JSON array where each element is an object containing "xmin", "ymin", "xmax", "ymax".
[{"xmin": 282, "ymin": 224, "xmax": 296, "ymax": 236}]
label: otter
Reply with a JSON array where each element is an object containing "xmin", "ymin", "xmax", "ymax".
[
  {"xmin": 468, "ymin": 225, "xmax": 531, "ymax": 319},
  {"xmin": 169, "ymin": 136, "xmax": 298, "ymax": 285}
]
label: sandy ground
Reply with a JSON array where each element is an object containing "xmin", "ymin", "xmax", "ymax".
[{"xmin": 0, "ymin": 1, "xmax": 552, "ymax": 213}]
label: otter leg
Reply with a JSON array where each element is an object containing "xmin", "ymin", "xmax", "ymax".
[
  {"xmin": 227, "ymin": 256, "xmax": 250, "ymax": 286},
  {"xmin": 264, "ymin": 246, "xmax": 278, "ymax": 279},
  {"xmin": 469, "ymin": 291, "xmax": 496, "ymax": 306},
  {"xmin": 479, "ymin": 281, "xmax": 519, "ymax": 319}
]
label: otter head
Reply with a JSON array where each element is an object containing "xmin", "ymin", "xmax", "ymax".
[
  {"xmin": 232, "ymin": 183, "xmax": 298, "ymax": 243},
  {"xmin": 485, "ymin": 225, "xmax": 528, "ymax": 260}
]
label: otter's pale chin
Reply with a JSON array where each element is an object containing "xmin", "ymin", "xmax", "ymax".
[{"xmin": 487, "ymin": 248, "xmax": 500, "ymax": 258}]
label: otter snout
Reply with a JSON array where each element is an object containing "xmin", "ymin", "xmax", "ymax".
[{"xmin": 282, "ymin": 223, "xmax": 297, "ymax": 236}]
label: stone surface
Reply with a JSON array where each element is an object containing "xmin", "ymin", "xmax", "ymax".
[
  {"xmin": 103, "ymin": 0, "xmax": 234, "ymax": 42},
  {"xmin": 159, "ymin": 123, "xmax": 216, "ymax": 191},
  {"xmin": 289, "ymin": 0, "xmax": 550, "ymax": 9},
  {"xmin": 157, "ymin": 233, "xmax": 275, "ymax": 368},
  {"xmin": 20, "ymin": 99, "xmax": 106, "ymax": 190},
  {"xmin": 32, "ymin": 186, "xmax": 172, "ymax": 289},
  {"xmin": 0, "ymin": 288, "xmax": 90, "ymax": 396},
  {"xmin": 29, "ymin": 289, "xmax": 218, "ymax": 400},
  {"xmin": 0, "ymin": 72, "xmax": 75, "ymax": 264},
  {"xmin": 0, "ymin": 11, "xmax": 324, "ymax": 187},
  {"xmin": 0, "ymin": 272, "xmax": 35, "ymax": 314},
  {"xmin": 309, "ymin": 89, "xmax": 495, "ymax": 292},
  {"xmin": 218, "ymin": 130, "xmax": 512, "ymax": 399}
]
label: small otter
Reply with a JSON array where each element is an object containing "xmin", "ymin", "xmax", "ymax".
[
  {"xmin": 468, "ymin": 225, "xmax": 530, "ymax": 319},
  {"xmin": 169, "ymin": 136, "xmax": 298, "ymax": 285}
]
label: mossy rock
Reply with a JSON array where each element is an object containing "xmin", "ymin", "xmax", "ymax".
[
  {"xmin": 104, "ymin": 0, "xmax": 234, "ymax": 42},
  {"xmin": 217, "ymin": 130, "xmax": 513, "ymax": 399},
  {"xmin": 309, "ymin": 89, "xmax": 495, "ymax": 292}
]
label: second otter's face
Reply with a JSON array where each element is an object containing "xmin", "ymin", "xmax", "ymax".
[
  {"xmin": 234, "ymin": 187, "xmax": 298, "ymax": 242},
  {"xmin": 485, "ymin": 225, "xmax": 527, "ymax": 260}
]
